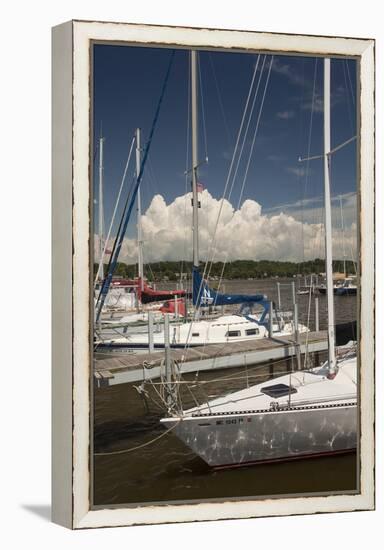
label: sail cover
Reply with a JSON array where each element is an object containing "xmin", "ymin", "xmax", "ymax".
[
  {"xmin": 192, "ymin": 267, "xmax": 268, "ymax": 307},
  {"xmin": 138, "ymin": 278, "xmax": 187, "ymax": 305}
]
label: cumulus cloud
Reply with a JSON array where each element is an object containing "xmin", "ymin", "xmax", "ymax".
[{"xmin": 96, "ymin": 190, "xmax": 357, "ymax": 265}]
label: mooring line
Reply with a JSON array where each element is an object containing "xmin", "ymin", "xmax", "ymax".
[{"xmin": 93, "ymin": 419, "xmax": 181, "ymax": 457}]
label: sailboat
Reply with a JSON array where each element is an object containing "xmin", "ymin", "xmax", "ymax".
[
  {"xmin": 317, "ymin": 195, "xmax": 358, "ymax": 296},
  {"xmin": 160, "ymin": 56, "xmax": 357, "ymax": 468},
  {"xmin": 335, "ymin": 277, "xmax": 357, "ymax": 296},
  {"xmin": 97, "ymin": 51, "xmax": 308, "ymax": 352},
  {"xmin": 96, "ymin": 127, "xmax": 187, "ymax": 326}
]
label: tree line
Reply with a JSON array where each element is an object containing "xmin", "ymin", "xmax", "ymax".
[{"xmin": 94, "ymin": 258, "xmax": 356, "ymax": 281}]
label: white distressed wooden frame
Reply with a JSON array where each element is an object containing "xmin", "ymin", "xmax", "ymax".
[{"xmin": 52, "ymin": 20, "xmax": 375, "ymax": 529}]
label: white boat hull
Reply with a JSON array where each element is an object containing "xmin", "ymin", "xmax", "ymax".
[{"xmin": 162, "ymin": 403, "xmax": 356, "ymax": 468}]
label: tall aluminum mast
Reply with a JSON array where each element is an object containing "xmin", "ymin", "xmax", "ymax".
[
  {"xmin": 323, "ymin": 58, "xmax": 336, "ymax": 374},
  {"xmin": 98, "ymin": 136, "xmax": 105, "ymax": 280},
  {"xmin": 136, "ymin": 127, "xmax": 144, "ymax": 291},
  {"xmin": 191, "ymin": 50, "xmax": 199, "ymax": 268}
]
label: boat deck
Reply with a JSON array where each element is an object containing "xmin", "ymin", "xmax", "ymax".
[{"xmin": 94, "ymin": 330, "xmax": 328, "ymax": 386}]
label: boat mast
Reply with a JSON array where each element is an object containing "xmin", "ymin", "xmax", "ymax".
[
  {"xmin": 191, "ymin": 50, "xmax": 199, "ymax": 268},
  {"xmin": 323, "ymin": 58, "xmax": 336, "ymax": 374},
  {"xmin": 136, "ymin": 127, "xmax": 144, "ymax": 292},
  {"xmin": 339, "ymin": 194, "xmax": 347, "ymax": 277},
  {"xmin": 98, "ymin": 135, "xmax": 105, "ymax": 281}
]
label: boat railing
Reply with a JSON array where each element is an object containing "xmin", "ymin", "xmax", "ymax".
[{"xmin": 270, "ymin": 392, "xmax": 357, "ymax": 410}]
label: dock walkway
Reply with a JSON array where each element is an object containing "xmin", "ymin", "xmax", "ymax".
[{"xmin": 94, "ymin": 330, "xmax": 328, "ymax": 386}]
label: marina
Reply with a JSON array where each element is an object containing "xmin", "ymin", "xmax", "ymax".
[
  {"xmin": 158, "ymin": 55, "xmax": 358, "ymax": 469},
  {"xmin": 91, "ymin": 44, "xmax": 359, "ymax": 504}
]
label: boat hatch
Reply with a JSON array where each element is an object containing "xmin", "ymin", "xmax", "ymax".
[{"xmin": 260, "ymin": 384, "xmax": 298, "ymax": 398}]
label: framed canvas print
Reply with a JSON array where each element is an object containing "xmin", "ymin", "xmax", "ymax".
[{"xmin": 52, "ymin": 20, "xmax": 375, "ymax": 529}]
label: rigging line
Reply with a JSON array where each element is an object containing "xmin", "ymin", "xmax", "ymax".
[
  {"xmin": 198, "ymin": 56, "xmax": 261, "ymax": 289},
  {"xmin": 209, "ymin": 57, "xmax": 269, "ymax": 291},
  {"xmin": 339, "ymin": 194, "xmax": 347, "ymax": 274},
  {"xmin": 226, "ymin": 55, "xmax": 264, "ymax": 205},
  {"xmin": 304, "ymin": 58, "xmax": 318, "ymax": 229},
  {"xmin": 200, "ymin": 56, "xmax": 261, "ymax": 281},
  {"xmin": 208, "ymin": 52, "xmax": 232, "ymax": 148},
  {"xmin": 148, "ymin": 366, "xmax": 313, "ymax": 386},
  {"xmin": 93, "ymin": 419, "xmax": 182, "ymax": 456},
  {"xmin": 297, "ymin": 58, "xmax": 307, "ymax": 269},
  {"xmin": 299, "ymin": 58, "xmax": 318, "ymax": 274},
  {"xmin": 96, "ymin": 50, "xmax": 176, "ymax": 322},
  {"xmin": 181, "ymin": 59, "xmax": 192, "ymax": 286},
  {"xmin": 95, "ymin": 172, "xmax": 136, "ymax": 311},
  {"xmin": 198, "ymin": 54, "xmax": 209, "ymax": 162},
  {"xmin": 342, "ymin": 60, "xmax": 354, "ymax": 135},
  {"xmin": 303, "ymin": 275, "xmax": 313, "ymax": 369},
  {"xmin": 94, "ymin": 135, "xmax": 136, "ymax": 288},
  {"xmin": 348, "ymin": 230, "xmax": 357, "ymax": 275},
  {"xmin": 213, "ymin": 56, "xmax": 273, "ymax": 294},
  {"xmin": 237, "ymin": 56, "xmax": 274, "ymax": 210},
  {"xmin": 345, "ymin": 59, "xmax": 356, "ymax": 107}
]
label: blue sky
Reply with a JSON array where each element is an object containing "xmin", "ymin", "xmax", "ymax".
[{"xmin": 93, "ymin": 44, "xmax": 357, "ymax": 262}]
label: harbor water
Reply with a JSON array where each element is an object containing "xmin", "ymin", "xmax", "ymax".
[{"xmin": 93, "ymin": 278, "xmax": 358, "ymax": 506}]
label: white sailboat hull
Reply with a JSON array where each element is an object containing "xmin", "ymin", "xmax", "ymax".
[
  {"xmin": 161, "ymin": 356, "xmax": 357, "ymax": 468},
  {"xmin": 96, "ymin": 313, "xmax": 309, "ymax": 350},
  {"xmin": 162, "ymin": 403, "xmax": 356, "ymax": 468}
]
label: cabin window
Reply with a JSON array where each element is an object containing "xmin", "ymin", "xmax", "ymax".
[
  {"xmin": 226, "ymin": 330, "xmax": 241, "ymax": 337},
  {"xmin": 246, "ymin": 328, "xmax": 259, "ymax": 336},
  {"xmin": 261, "ymin": 384, "xmax": 298, "ymax": 398},
  {"xmin": 192, "ymin": 332, "xmax": 200, "ymax": 337}
]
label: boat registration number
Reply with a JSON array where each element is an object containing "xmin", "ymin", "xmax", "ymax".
[{"xmin": 216, "ymin": 417, "xmax": 252, "ymax": 426}]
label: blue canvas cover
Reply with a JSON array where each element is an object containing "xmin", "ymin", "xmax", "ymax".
[{"xmin": 192, "ymin": 266, "xmax": 268, "ymax": 308}]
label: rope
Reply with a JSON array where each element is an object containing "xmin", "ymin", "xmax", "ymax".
[
  {"xmin": 199, "ymin": 55, "xmax": 260, "ymax": 280},
  {"xmin": 304, "ymin": 58, "xmax": 318, "ymax": 231},
  {"xmin": 94, "ymin": 135, "xmax": 136, "ymax": 288},
  {"xmin": 96, "ymin": 50, "xmax": 176, "ymax": 322},
  {"xmin": 204, "ymin": 56, "xmax": 273, "ymax": 295},
  {"xmin": 94, "ymin": 418, "xmax": 181, "ymax": 457},
  {"xmin": 226, "ymin": 55, "xmax": 264, "ymax": 204},
  {"xmin": 237, "ymin": 56, "xmax": 274, "ymax": 210},
  {"xmin": 208, "ymin": 52, "xmax": 232, "ymax": 148}
]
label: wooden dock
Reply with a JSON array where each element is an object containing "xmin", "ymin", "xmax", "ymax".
[{"xmin": 94, "ymin": 330, "xmax": 328, "ymax": 386}]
